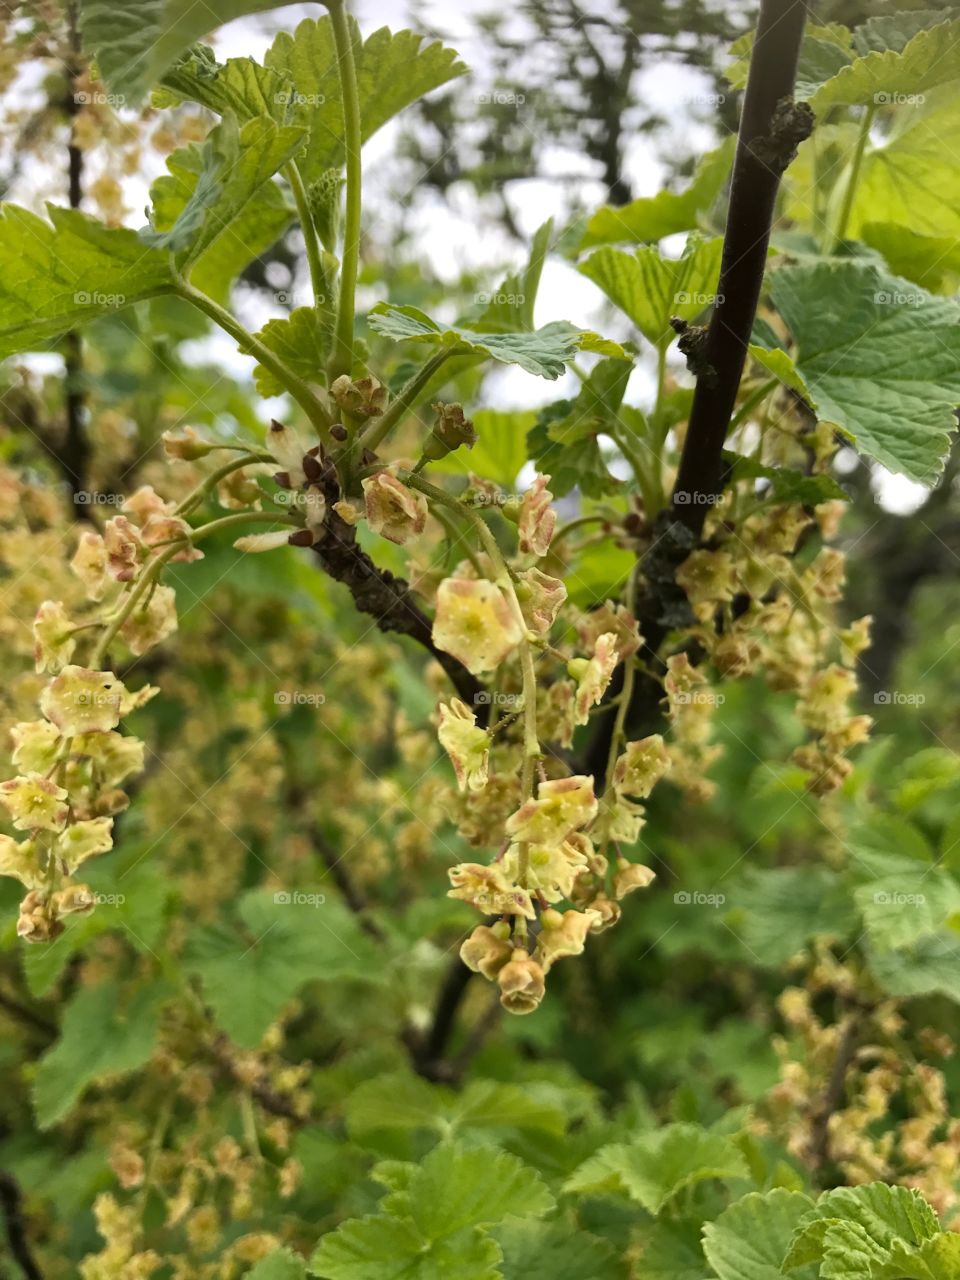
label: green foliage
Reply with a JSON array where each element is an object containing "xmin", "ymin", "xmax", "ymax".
[
  {"xmin": 368, "ymin": 303, "xmax": 618, "ymax": 380},
  {"xmin": 184, "ymin": 889, "xmax": 382, "ymax": 1047},
  {"xmin": 33, "ymin": 979, "xmax": 171, "ymax": 1129},
  {"xmin": 0, "ymin": 205, "xmax": 174, "ymax": 355},
  {"xmin": 766, "ymin": 262, "xmax": 960, "ymax": 484}
]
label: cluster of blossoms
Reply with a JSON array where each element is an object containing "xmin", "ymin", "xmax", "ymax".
[
  {"xmin": 759, "ymin": 948, "xmax": 960, "ymax": 1224},
  {"xmin": 0, "ymin": 482, "xmax": 186, "ymax": 937},
  {"xmin": 675, "ymin": 488, "xmax": 872, "ymax": 796}
]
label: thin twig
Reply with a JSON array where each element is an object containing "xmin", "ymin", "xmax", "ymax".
[{"xmin": 0, "ymin": 1172, "xmax": 43, "ymax": 1280}]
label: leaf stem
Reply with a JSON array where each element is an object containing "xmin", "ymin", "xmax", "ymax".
[
  {"xmin": 285, "ymin": 161, "xmax": 326, "ymax": 308},
  {"xmin": 832, "ymin": 103, "xmax": 874, "ymax": 251},
  {"xmin": 357, "ymin": 351, "xmax": 452, "ymax": 455},
  {"xmin": 175, "ymin": 277, "xmax": 331, "ymax": 443},
  {"xmin": 327, "ymin": 0, "xmax": 363, "ymax": 381}
]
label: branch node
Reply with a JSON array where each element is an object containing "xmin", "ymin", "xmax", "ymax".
[{"xmin": 749, "ymin": 97, "xmax": 815, "ymax": 171}]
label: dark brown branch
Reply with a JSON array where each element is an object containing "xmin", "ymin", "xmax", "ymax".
[
  {"xmin": 413, "ymin": 953, "xmax": 476, "ymax": 1082},
  {"xmin": 807, "ymin": 1012, "xmax": 860, "ymax": 1177},
  {"xmin": 60, "ymin": 0, "xmax": 90, "ymax": 507},
  {"xmin": 583, "ymin": 0, "xmax": 811, "ymax": 791},
  {"xmin": 308, "ymin": 823, "xmax": 386, "ymax": 943},
  {"xmin": 672, "ymin": 0, "xmax": 811, "ymax": 532},
  {"xmin": 0, "ymin": 1172, "xmax": 43, "ymax": 1280},
  {"xmin": 312, "ymin": 507, "xmax": 485, "ymax": 712}
]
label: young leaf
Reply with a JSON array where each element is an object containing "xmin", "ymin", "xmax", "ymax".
[
  {"xmin": 406, "ymin": 1144, "xmax": 554, "ymax": 1238},
  {"xmin": 579, "ymin": 138, "xmax": 733, "ymax": 249},
  {"xmin": 809, "ymin": 17, "xmax": 960, "ymax": 109},
  {"xmin": 491, "ymin": 1218, "xmax": 623, "ymax": 1280},
  {"xmin": 265, "ymin": 18, "xmax": 467, "ymax": 183},
  {"xmin": 33, "ymin": 979, "xmax": 171, "ymax": 1129},
  {"xmin": 309, "ymin": 1217, "xmax": 501, "ymax": 1280},
  {"xmin": 564, "ymin": 1123, "xmax": 748, "ymax": 1213},
  {"xmin": 851, "ymin": 94, "xmax": 960, "ymax": 241},
  {"xmin": 782, "ymin": 1184, "xmax": 940, "ymax": 1272},
  {"xmin": 368, "ymin": 303, "xmax": 606, "ymax": 380},
  {"xmin": 80, "ymin": 0, "xmax": 293, "ymax": 104},
  {"xmin": 579, "ymin": 236, "xmax": 724, "ymax": 348},
  {"xmin": 143, "ymin": 114, "xmax": 305, "ymax": 277},
  {"xmin": 253, "ymin": 308, "xmax": 332, "ymax": 396},
  {"xmin": 472, "ymin": 219, "xmax": 554, "ymax": 333},
  {"xmin": 871, "ymin": 1234, "xmax": 960, "ymax": 1280},
  {"xmin": 768, "ymin": 261, "xmax": 960, "ymax": 485},
  {"xmin": 0, "ymin": 205, "xmax": 174, "ymax": 357},
  {"xmin": 702, "ymin": 1189, "xmax": 817, "ymax": 1280},
  {"xmin": 526, "ymin": 400, "xmax": 621, "ymax": 499}
]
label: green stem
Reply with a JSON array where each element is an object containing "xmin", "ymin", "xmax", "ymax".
[
  {"xmin": 357, "ymin": 351, "xmax": 451, "ymax": 455},
  {"xmin": 611, "ymin": 420, "xmax": 660, "ymax": 516},
  {"xmin": 728, "ymin": 377, "xmax": 777, "ymax": 432},
  {"xmin": 175, "ymin": 452, "xmax": 272, "ymax": 517},
  {"xmin": 552, "ymin": 513, "xmax": 609, "ymax": 545},
  {"xmin": 175, "ymin": 278, "xmax": 331, "ymax": 443},
  {"xmin": 285, "ymin": 161, "xmax": 326, "ymax": 308},
  {"xmin": 832, "ymin": 103, "xmax": 874, "ymax": 251},
  {"xmin": 327, "ymin": 0, "xmax": 362, "ymax": 381},
  {"xmin": 90, "ymin": 513, "xmax": 300, "ymax": 666}
]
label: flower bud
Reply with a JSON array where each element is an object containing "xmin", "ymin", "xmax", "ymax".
[
  {"xmin": 331, "ymin": 375, "xmax": 386, "ymax": 419},
  {"xmin": 460, "ymin": 925, "xmax": 513, "ymax": 980},
  {"xmin": 497, "ymin": 948, "xmax": 546, "ymax": 1015},
  {"xmin": 421, "ymin": 402, "xmax": 478, "ymax": 462}
]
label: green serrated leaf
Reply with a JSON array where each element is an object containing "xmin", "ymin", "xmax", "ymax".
[
  {"xmin": 579, "ymin": 139, "xmax": 733, "ymax": 249},
  {"xmin": 783, "ymin": 1184, "xmax": 940, "ymax": 1273},
  {"xmin": 702, "ymin": 1189, "xmax": 817, "ymax": 1280},
  {"xmin": 0, "ymin": 205, "xmax": 174, "ymax": 357},
  {"xmin": 860, "ymin": 222, "xmax": 960, "ymax": 293},
  {"xmin": 579, "ymin": 236, "xmax": 724, "ymax": 349},
  {"xmin": 265, "ymin": 18, "xmax": 467, "ymax": 184},
  {"xmin": 870, "ymin": 1233, "xmax": 960, "ymax": 1280},
  {"xmin": 724, "ymin": 451, "xmax": 847, "ymax": 506},
  {"xmin": 851, "ymin": 93, "xmax": 960, "ymax": 242},
  {"xmin": 144, "ymin": 114, "xmax": 304, "ymax": 279},
  {"xmin": 866, "ymin": 930, "xmax": 960, "ymax": 1002},
  {"xmin": 733, "ymin": 867, "xmax": 857, "ymax": 967},
  {"xmin": 33, "ymin": 979, "xmax": 171, "ymax": 1129},
  {"xmin": 248, "ymin": 1249, "xmax": 308, "ymax": 1280},
  {"xmin": 253, "ymin": 307, "xmax": 332, "ymax": 396},
  {"xmin": 565, "ymin": 1123, "xmax": 747, "ymax": 1213},
  {"xmin": 491, "ymin": 1218, "xmax": 623, "ymax": 1280},
  {"xmin": 526, "ymin": 400, "xmax": 621, "ymax": 499},
  {"xmin": 408, "ymin": 1144, "xmax": 554, "ymax": 1238},
  {"xmin": 368, "ymin": 304, "xmax": 591, "ymax": 380},
  {"xmin": 768, "ymin": 261, "xmax": 960, "ymax": 485},
  {"xmin": 309, "ymin": 1218, "xmax": 501, "ymax": 1280},
  {"xmin": 810, "ymin": 17, "xmax": 960, "ymax": 110},
  {"xmin": 184, "ymin": 889, "xmax": 381, "ymax": 1047},
  {"xmin": 80, "ymin": 0, "xmax": 289, "ymax": 103},
  {"xmin": 472, "ymin": 219, "xmax": 554, "ymax": 333}
]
